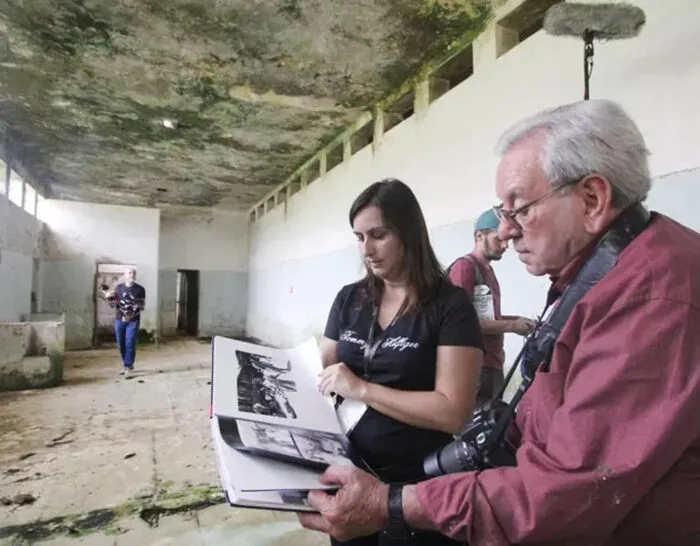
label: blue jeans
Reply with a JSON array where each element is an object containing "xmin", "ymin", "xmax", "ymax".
[{"xmin": 115, "ymin": 319, "xmax": 139, "ymax": 369}]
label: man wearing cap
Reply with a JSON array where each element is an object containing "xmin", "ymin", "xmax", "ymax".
[{"xmin": 448, "ymin": 208, "xmax": 535, "ymax": 404}]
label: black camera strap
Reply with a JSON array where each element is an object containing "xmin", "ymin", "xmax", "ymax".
[{"xmin": 486, "ymin": 203, "xmax": 651, "ymax": 451}]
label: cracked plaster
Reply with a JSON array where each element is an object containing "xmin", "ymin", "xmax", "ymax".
[{"xmin": 0, "ymin": 0, "xmax": 493, "ymax": 210}]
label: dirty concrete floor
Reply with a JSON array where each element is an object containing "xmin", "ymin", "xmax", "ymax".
[{"xmin": 0, "ymin": 339, "xmax": 328, "ymax": 545}]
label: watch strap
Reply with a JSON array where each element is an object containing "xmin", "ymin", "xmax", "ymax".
[{"xmin": 385, "ymin": 484, "xmax": 413, "ymax": 540}]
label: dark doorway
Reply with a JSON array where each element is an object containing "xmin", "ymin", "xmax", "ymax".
[{"xmin": 176, "ymin": 269, "xmax": 199, "ymax": 336}]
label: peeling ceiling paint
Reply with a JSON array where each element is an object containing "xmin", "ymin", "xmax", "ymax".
[{"xmin": 0, "ymin": 0, "xmax": 493, "ymax": 210}]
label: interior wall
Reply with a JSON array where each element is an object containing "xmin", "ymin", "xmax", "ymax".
[
  {"xmin": 159, "ymin": 209, "xmax": 249, "ymax": 338},
  {"xmin": 0, "ymin": 195, "xmax": 41, "ymax": 322},
  {"xmin": 39, "ymin": 200, "xmax": 160, "ymax": 349},
  {"xmin": 246, "ymin": 0, "xmax": 700, "ymax": 360}
]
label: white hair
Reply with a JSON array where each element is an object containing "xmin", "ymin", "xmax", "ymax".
[{"xmin": 495, "ymin": 99, "xmax": 651, "ymax": 207}]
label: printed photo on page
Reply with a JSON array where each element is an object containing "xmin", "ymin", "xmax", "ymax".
[{"xmin": 212, "ymin": 336, "xmax": 339, "ymax": 434}]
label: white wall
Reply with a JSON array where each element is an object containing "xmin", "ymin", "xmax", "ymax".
[
  {"xmin": 0, "ymin": 195, "xmax": 40, "ymax": 322},
  {"xmin": 39, "ymin": 200, "xmax": 160, "ymax": 349},
  {"xmin": 159, "ymin": 209, "xmax": 249, "ymax": 337},
  {"xmin": 246, "ymin": 0, "xmax": 700, "ymax": 356}
]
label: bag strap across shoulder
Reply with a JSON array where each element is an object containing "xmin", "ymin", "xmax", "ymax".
[
  {"xmin": 447, "ymin": 254, "xmax": 485, "ymax": 287},
  {"xmin": 462, "ymin": 254, "xmax": 485, "ymax": 286}
]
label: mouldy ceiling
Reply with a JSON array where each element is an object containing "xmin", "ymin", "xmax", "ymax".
[{"xmin": 0, "ymin": 0, "xmax": 494, "ymax": 210}]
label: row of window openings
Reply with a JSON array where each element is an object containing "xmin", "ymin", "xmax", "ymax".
[
  {"xmin": 262, "ymin": 2, "xmax": 557, "ymax": 213},
  {"xmin": 0, "ymin": 160, "xmax": 44, "ymax": 217},
  {"xmin": 281, "ymin": 48, "xmax": 474, "ymax": 204}
]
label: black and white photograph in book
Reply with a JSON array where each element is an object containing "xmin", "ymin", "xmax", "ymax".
[
  {"xmin": 243, "ymin": 421, "xmax": 301, "ymax": 458},
  {"xmin": 292, "ymin": 429, "xmax": 349, "ymax": 466},
  {"xmin": 237, "ymin": 420, "xmax": 350, "ymax": 466},
  {"xmin": 235, "ymin": 349, "xmax": 298, "ymax": 419}
]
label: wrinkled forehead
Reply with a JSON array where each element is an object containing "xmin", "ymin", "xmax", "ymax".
[{"xmin": 495, "ymin": 135, "xmax": 548, "ymax": 204}]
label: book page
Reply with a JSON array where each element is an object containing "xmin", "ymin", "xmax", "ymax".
[
  {"xmin": 237, "ymin": 420, "xmax": 351, "ymax": 467},
  {"xmin": 225, "ymin": 488, "xmax": 317, "ymax": 512},
  {"xmin": 212, "ymin": 336, "xmax": 340, "ymax": 434},
  {"xmin": 211, "ymin": 416, "xmax": 342, "ymax": 493}
]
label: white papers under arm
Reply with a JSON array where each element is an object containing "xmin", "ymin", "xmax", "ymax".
[{"xmin": 336, "ymin": 398, "xmax": 368, "ymax": 435}]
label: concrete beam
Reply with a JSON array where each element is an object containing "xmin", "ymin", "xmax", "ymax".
[
  {"xmin": 343, "ymin": 139, "xmax": 352, "ymax": 162},
  {"xmin": 473, "ymin": 25, "xmax": 497, "ymax": 70},
  {"xmin": 415, "ymin": 81, "xmax": 430, "ymax": 116},
  {"xmin": 373, "ymin": 110, "xmax": 385, "ymax": 151},
  {"xmin": 319, "ymin": 154, "xmax": 327, "ymax": 177}
]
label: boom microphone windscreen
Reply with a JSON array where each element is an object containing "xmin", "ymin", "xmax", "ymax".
[
  {"xmin": 543, "ymin": 2, "xmax": 646, "ymax": 99},
  {"xmin": 543, "ymin": 2, "xmax": 646, "ymax": 40}
]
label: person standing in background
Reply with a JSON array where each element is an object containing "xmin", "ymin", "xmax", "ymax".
[
  {"xmin": 448, "ymin": 209, "xmax": 535, "ymax": 404},
  {"xmin": 103, "ymin": 267, "xmax": 146, "ymax": 377}
]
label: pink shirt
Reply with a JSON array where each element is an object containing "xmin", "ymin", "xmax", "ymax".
[
  {"xmin": 449, "ymin": 253, "xmax": 505, "ymax": 370},
  {"xmin": 416, "ymin": 213, "xmax": 700, "ymax": 545}
]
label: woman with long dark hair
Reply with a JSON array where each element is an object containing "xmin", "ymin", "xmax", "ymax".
[{"xmin": 318, "ymin": 178, "xmax": 484, "ymax": 546}]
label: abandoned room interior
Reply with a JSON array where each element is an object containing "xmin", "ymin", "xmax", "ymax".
[{"xmin": 1, "ymin": 0, "xmax": 699, "ymax": 544}]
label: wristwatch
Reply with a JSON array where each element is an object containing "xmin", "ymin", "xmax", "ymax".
[{"xmin": 384, "ymin": 484, "xmax": 413, "ymax": 540}]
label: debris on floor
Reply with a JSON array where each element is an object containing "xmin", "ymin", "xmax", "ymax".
[
  {"xmin": 1, "ymin": 493, "xmax": 37, "ymax": 506},
  {"xmin": 0, "ymin": 340, "xmax": 327, "ymax": 545}
]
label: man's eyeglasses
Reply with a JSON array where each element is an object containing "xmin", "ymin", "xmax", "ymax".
[{"xmin": 493, "ymin": 179, "xmax": 580, "ymax": 231}]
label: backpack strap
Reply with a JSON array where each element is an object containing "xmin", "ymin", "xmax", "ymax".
[
  {"xmin": 446, "ymin": 255, "xmax": 486, "ymax": 298},
  {"xmin": 462, "ymin": 254, "xmax": 485, "ymax": 286}
]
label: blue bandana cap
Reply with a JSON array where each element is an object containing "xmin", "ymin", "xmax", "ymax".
[{"xmin": 474, "ymin": 208, "xmax": 500, "ymax": 233}]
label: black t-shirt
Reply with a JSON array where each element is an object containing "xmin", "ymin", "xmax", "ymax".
[
  {"xmin": 323, "ymin": 278, "xmax": 483, "ymax": 478},
  {"xmin": 113, "ymin": 282, "xmax": 146, "ymax": 321}
]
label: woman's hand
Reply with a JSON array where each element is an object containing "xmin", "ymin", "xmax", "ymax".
[{"xmin": 318, "ymin": 363, "xmax": 368, "ymax": 400}]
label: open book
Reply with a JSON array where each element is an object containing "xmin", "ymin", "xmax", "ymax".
[{"xmin": 209, "ymin": 335, "xmax": 367, "ymax": 512}]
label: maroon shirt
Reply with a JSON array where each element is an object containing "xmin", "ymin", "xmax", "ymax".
[
  {"xmin": 449, "ymin": 253, "xmax": 505, "ymax": 370},
  {"xmin": 416, "ymin": 213, "xmax": 700, "ymax": 545}
]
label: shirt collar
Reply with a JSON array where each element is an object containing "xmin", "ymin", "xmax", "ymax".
[{"xmin": 548, "ymin": 231, "xmax": 605, "ymax": 297}]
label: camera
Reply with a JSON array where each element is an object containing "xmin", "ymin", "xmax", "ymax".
[{"xmin": 423, "ymin": 398, "xmax": 518, "ymax": 477}]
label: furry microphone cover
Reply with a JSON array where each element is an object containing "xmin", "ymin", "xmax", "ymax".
[{"xmin": 543, "ymin": 2, "xmax": 646, "ymax": 40}]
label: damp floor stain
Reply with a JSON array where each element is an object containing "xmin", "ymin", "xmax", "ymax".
[{"xmin": 0, "ymin": 339, "xmax": 327, "ymax": 545}]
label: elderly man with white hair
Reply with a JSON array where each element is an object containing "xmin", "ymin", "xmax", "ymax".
[
  {"xmin": 103, "ymin": 267, "xmax": 146, "ymax": 376},
  {"xmin": 298, "ymin": 99, "xmax": 700, "ymax": 545}
]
